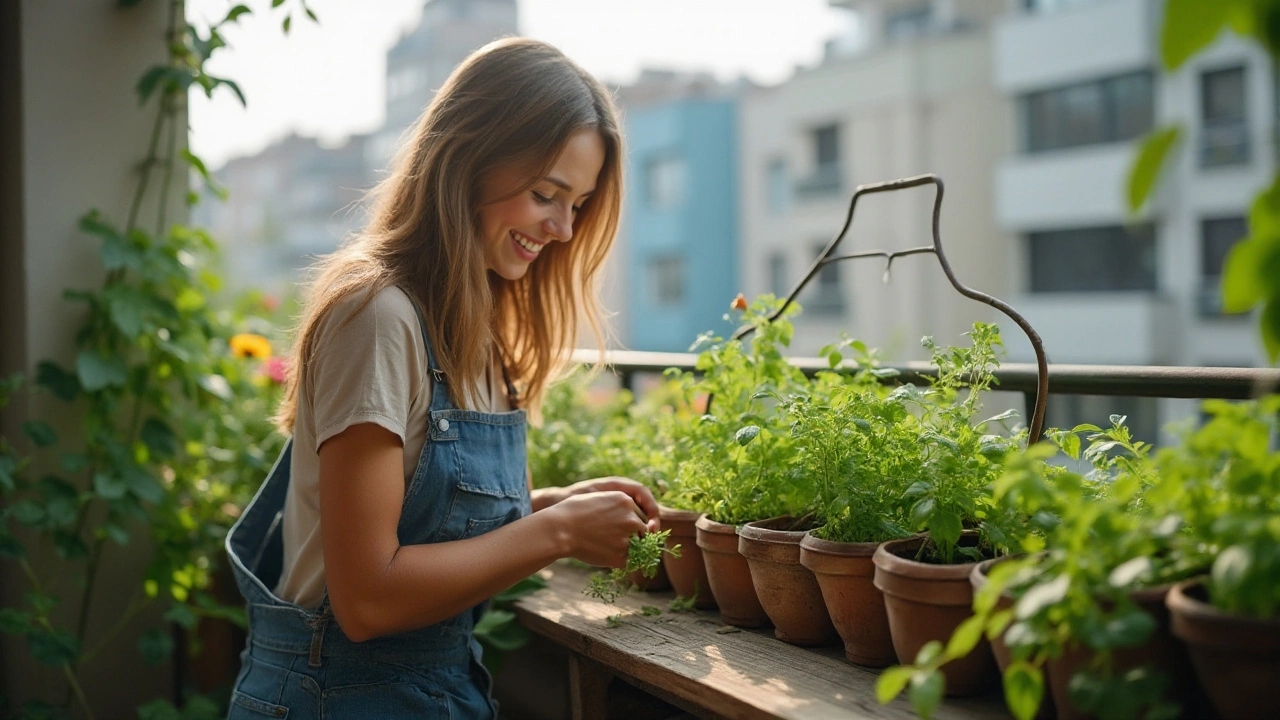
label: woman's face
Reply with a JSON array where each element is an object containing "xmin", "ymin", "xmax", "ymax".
[{"xmin": 479, "ymin": 129, "xmax": 606, "ymax": 281}]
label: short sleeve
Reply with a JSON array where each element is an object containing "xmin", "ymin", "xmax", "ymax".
[{"xmin": 308, "ymin": 287, "xmax": 426, "ymax": 453}]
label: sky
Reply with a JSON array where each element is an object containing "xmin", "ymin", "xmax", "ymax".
[{"xmin": 187, "ymin": 0, "xmax": 855, "ymax": 169}]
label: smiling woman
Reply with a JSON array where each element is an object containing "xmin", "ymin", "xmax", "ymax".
[{"xmin": 224, "ymin": 38, "xmax": 659, "ymax": 720}]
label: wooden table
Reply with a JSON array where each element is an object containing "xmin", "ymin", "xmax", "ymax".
[{"xmin": 511, "ymin": 562, "xmax": 1008, "ymax": 720}]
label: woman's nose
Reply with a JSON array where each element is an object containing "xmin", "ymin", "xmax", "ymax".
[{"xmin": 543, "ymin": 208, "xmax": 574, "ymax": 243}]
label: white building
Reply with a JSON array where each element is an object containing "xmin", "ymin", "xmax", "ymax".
[
  {"xmin": 993, "ymin": 0, "xmax": 1271, "ymax": 438},
  {"xmin": 368, "ymin": 0, "xmax": 518, "ymax": 171},
  {"xmin": 739, "ymin": 0, "xmax": 1012, "ymax": 362}
]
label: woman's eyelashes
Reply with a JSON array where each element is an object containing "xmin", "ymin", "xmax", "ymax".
[{"xmin": 532, "ymin": 190, "xmax": 582, "ymax": 215}]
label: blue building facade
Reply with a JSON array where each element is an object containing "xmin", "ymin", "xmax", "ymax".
[{"xmin": 623, "ymin": 97, "xmax": 739, "ymax": 352}]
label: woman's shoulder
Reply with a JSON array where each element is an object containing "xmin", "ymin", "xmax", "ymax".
[{"xmin": 315, "ymin": 285, "xmax": 423, "ymax": 349}]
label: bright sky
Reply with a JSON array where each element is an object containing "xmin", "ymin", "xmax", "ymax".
[{"xmin": 188, "ymin": 0, "xmax": 856, "ymax": 169}]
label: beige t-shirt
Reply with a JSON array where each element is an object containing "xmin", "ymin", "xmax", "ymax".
[{"xmin": 274, "ymin": 285, "xmax": 511, "ymax": 609}]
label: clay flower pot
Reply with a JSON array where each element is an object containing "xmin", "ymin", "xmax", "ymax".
[
  {"xmin": 1044, "ymin": 584, "xmax": 1199, "ymax": 720},
  {"xmin": 970, "ymin": 558, "xmax": 1056, "ymax": 719},
  {"xmin": 659, "ymin": 506, "xmax": 716, "ymax": 608},
  {"xmin": 738, "ymin": 517, "xmax": 838, "ymax": 646},
  {"xmin": 799, "ymin": 532, "xmax": 897, "ymax": 666},
  {"xmin": 1167, "ymin": 578, "xmax": 1280, "ymax": 720},
  {"xmin": 695, "ymin": 515, "xmax": 770, "ymax": 627},
  {"xmin": 873, "ymin": 534, "xmax": 998, "ymax": 696}
]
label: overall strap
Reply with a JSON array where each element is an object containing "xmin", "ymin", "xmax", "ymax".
[{"xmin": 398, "ymin": 286, "xmax": 454, "ymax": 412}]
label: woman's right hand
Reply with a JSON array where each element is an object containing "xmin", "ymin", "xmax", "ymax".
[{"xmin": 545, "ymin": 490, "xmax": 649, "ymax": 568}]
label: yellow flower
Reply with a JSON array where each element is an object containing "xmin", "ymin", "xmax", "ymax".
[{"xmin": 230, "ymin": 333, "xmax": 272, "ymax": 360}]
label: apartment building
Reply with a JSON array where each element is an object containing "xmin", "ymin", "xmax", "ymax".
[
  {"xmin": 993, "ymin": 0, "xmax": 1272, "ymax": 437},
  {"xmin": 739, "ymin": 0, "xmax": 1012, "ymax": 360}
]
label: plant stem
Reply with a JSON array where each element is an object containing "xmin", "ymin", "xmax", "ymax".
[
  {"xmin": 62, "ymin": 664, "xmax": 94, "ymax": 720},
  {"xmin": 79, "ymin": 590, "xmax": 151, "ymax": 666},
  {"xmin": 156, "ymin": 93, "xmax": 178, "ymax": 238},
  {"xmin": 73, "ymin": 537, "xmax": 107, "ymax": 653}
]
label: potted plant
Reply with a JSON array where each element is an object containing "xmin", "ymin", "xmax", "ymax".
[{"xmin": 871, "ymin": 323, "xmax": 1019, "ymax": 697}]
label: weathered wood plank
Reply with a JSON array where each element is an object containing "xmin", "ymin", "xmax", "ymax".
[{"xmin": 512, "ymin": 562, "xmax": 1008, "ymax": 720}]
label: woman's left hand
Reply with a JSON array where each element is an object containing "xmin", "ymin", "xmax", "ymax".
[{"xmin": 533, "ymin": 477, "xmax": 661, "ymax": 533}]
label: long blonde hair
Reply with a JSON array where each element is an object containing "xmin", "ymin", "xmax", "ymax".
[{"xmin": 276, "ymin": 38, "xmax": 623, "ymax": 432}]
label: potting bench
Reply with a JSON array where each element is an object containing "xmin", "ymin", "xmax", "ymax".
[{"xmin": 511, "ymin": 561, "xmax": 1007, "ymax": 720}]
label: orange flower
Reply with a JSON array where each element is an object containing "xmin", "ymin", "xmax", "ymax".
[
  {"xmin": 230, "ymin": 333, "xmax": 272, "ymax": 360},
  {"xmin": 730, "ymin": 293, "xmax": 748, "ymax": 311}
]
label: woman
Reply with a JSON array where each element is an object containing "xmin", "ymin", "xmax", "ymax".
[{"xmin": 226, "ymin": 37, "xmax": 658, "ymax": 719}]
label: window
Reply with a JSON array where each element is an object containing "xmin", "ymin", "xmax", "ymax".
[
  {"xmin": 646, "ymin": 156, "xmax": 686, "ymax": 209},
  {"xmin": 768, "ymin": 253, "xmax": 789, "ymax": 297},
  {"xmin": 796, "ymin": 124, "xmax": 842, "ymax": 198},
  {"xmin": 1200, "ymin": 66, "xmax": 1249, "ymax": 167},
  {"xmin": 885, "ymin": 5, "xmax": 932, "ymax": 40},
  {"xmin": 766, "ymin": 158, "xmax": 790, "ymax": 214},
  {"xmin": 1027, "ymin": 224, "xmax": 1156, "ymax": 292},
  {"xmin": 1200, "ymin": 216, "xmax": 1248, "ymax": 316},
  {"xmin": 1023, "ymin": 72, "xmax": 1154, "ymax": 152},
  {"xmin": 649, "ymin": 256, "xmax": 684, "ymax": 306},
  {"xmin": 807, "ymin": 242, "xmax": 844, "ymax": 315}
]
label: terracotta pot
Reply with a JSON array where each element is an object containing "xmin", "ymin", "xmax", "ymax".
[
  {"xmin": 659, "ymin": 506, "xmax": 716, "ymax": 608},
  {"xmin": 1167, "ymin": 578, "xmax": 1280, "ymax": 720},
  {"xmin": 799, "ymin": 532, "xmax": 896, "ymax": 666},
  {"xmin": 695, "ymin": 515, "xmax": 770, "ymax": 627},
  {"xmin": 1044, "ymin": 584, "xmax": 1199, "ymax": 720},
  {"xmin": 873, "ymin": 534, "xmax": 998, "ymax": 696},
  {"xmin": 627, "ymin": 557, "xmax": 671, "ymax": 592},
  {"xmin": 738, "ymin": 517, "xmax": 838, "ymax": 646},
  {"xmin": 970, "ymin": 558, "xmax": 1056, "ymax": 720}
]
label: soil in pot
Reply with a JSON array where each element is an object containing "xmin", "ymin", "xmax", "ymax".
[
  {"xmin": 696, "ymin": 514, "xmax": 770, "ymax": 628},
  {"xmin": 738, "ymin": 516, "xmax": 838, "ymax": 646},
  {"xmin": 799, "ymin": 531, "xmax": 896, "ymax": 667},
  {"xmin": 1043, "ymin": 584, "xmax": 1200, "ymax": 720},
  {"xmin": 1167, "ymin": 578, "xmax": 1280, "ymax": 720},
  {"xmin": 873, "ymin": 533, "xmax": 998, "ymax": 697},
  {"xmin": 659, "ymin": 506, "xmax": 716, "ymax": 609}
]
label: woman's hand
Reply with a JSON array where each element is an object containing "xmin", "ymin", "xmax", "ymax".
[
  {"xmin": 534, "ymin": 477, "xmax": 661, "ymax": 533},
  {"xmin": 543, "ymin": 490, "xmax": 650, "ymax": 568}
]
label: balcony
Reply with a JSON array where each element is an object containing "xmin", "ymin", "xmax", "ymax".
[
  {"xmin": 794, "ymin": 163, "xmax": 843, "ymax": 199},
  {"xmin": 1004, "ymin": 293, "xmax": 1177, "ymax": 365},
  {"xmin": 995, "ymin": 0, "xmax": 1151, "ymax": 93},
  {"xmin": 996, "ymin": 142, "xmax": 1139, "ymax": 228}
]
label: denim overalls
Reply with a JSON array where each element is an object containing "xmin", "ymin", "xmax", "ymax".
[{"xmin": 225, "ymin": 294, "xmax": 529, "ymax": 719}]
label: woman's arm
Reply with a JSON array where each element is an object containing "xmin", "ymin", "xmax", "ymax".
[{"xmin": 319, "ymin": 422, "xmax": 651, "ymax": 642}]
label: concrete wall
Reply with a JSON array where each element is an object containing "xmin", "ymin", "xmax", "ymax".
[
  {"xmin": 739, "ymin": 27, "xmax": 1012, "ymax": 359},
  {"xmin": 1, "ymin": 0, "xmax": 185, "ymax": 713}
]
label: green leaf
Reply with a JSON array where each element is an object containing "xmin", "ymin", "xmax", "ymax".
[
  {"xmin": 1102, "ymin": 607, "xmax": 1157, "ymax": 649},
  {"xmin": 1015, "ymin": 574, "xmax": 1070, "ymax": 619},
  {"xmin": 36, "ymin": 361, "xmax": 79, "ymax": 401},
  {"xmin": 52, "ymin": 531, "xmax": 88, "ymax": 561},
  {"xmin": 0, "ymin": 533, "xmax": 26, "ymax": 558},
  {"xmin": 138, "ymin": 627, "xmax": 174, "ymax": 666},
  {"xmin": 305, "ymin": 7, "xmax": 318, "ymax": 22},
  {"xmin": 102, "ymin": 523, "xmax": 129, "ymax": 545},
  {"xmin": 21, "ymin": 421, "xmax": 57, "ymax": 448},
  {"xmin": 1060, "ymin": 432, "xmax": 1081, "ymax": 460},
  {"xmin": 0, "ymin": 455, "xmax": 17, "ymax": 494},
  {"xmin": 735, "ymin": 425, "xmax": 761, "ymax": 446},
  {"xmin": 123, "ymin": 466, "xmax": 165, "ymax": 504},
  {"xmin": 93, "ymin": 473, "xmax": 128, "ymax": 501},
  {"xmin": 224, "ymin": 4, "xmax": 252, "ymax": 22},
  {"xmin": 1108, "ymin": 556, "xmax": 1153, "ymax": 588},
  {"xmin": 141, "ymin": 418, "xmax": 177, "ymax": 459},
  {"xmin": 75, "ymin": 352, "xmax": 128, "ymax": 392},
  {"xmin": 1003, "ymin": 661, "xmax": 1045, "ymax": 720},
  {"xmin": 216, "ymin": 77, "xmax": 247, "ymax": 107},
  {"xmin": 60, "ymin": 452, "xmax": 89, "ymax": 473},
  {"xmin": 875, "ymin": 665, "xmax": 915, "ymax": 704},
  {"xmin": 1160, "ymin": 0, "xmax": 1232, "ymax": 70},
  {"xmin": 105, "ymin": 284, "xmax": 153, "ymax": 339},
  {"xmin": 945, "ymin": 614, "xmax": 986, "ymax": 660},
  {"xmin": 11, "ymin": 501, "xmax": 46, "ymax": 527},
  {"xmin": 0, "ymin": 608, "xmax": 30, "ymax": 634},
  {"xmin": 198, "ymin": 374, "xmax": 233, "ymax": 402},
  {"xmin": 908, "ymin": 670, "xmax": 945, "ymax": 720},
  {"xmin": 1126, "ymin": 126, "xmax": 1180, "ymax": 213},
  {"xmin": 282, "ymin": 15, "xmax": 292, "ymax": 34},
  {"xmin": 163, "ymin": 604, "xmax": 197, "ymax": 629},
  {"xmin": 930, "ymin": 509, "xmax": 962, "ymax": 550},
  {"xmin": 136, "ymin": 700, "xmax": 181, "ymax": 720},
  {"xmin": 914, "ymin": 639, "xmax": 943, "ymax": 665},
  {"xmin": 271, "ymin": 0, "xmax": 285, "ymax": 6},
  {"xmin": 28, "ymin": 627, "xmax": 79, "ymax": 666},
  {"xmin": 491, "ymin": 574, "xmax": 547, "ymax": 604}
]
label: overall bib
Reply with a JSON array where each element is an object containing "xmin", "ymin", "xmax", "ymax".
[{"xmin": 225, "ymin": 295, "xmax": 529, "ymax": 719}]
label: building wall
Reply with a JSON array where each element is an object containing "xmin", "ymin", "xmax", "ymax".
[
  {"xmin": 993, "ymin": 0, "xmax": 1270, "ymax": 435},
  {"xmin": 739, "ymin": 24, "xmax": 1012, "ymax": 359},
  {"xmin": 623, "ymin": 98, "xmax": 739, "ymax": 351},
  {"xmin": 1, "ymin": 0, "xmax": 181, "ymax": 711}
]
